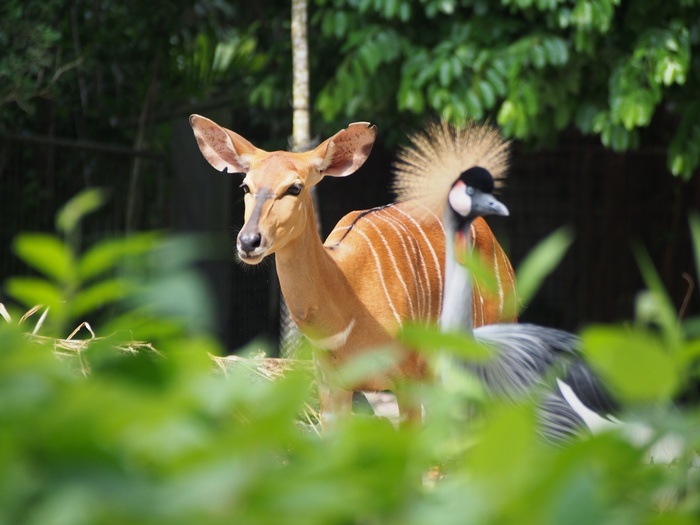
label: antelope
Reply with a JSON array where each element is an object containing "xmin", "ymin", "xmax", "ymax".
[{"xmin": 189, "ymin": 115, "xmax": 517, "ymax": 428}]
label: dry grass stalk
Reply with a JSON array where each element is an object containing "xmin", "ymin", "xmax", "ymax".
[
  {"xmin": 0, "ymin": 303, "xmax": 11, "ymax": 323},
  {"xmin": 212, "ymin": 353, "xmax": 320, "ymax": 433},
  {"xmin": 212, "ymin": 353, "xmax": 313, "ymax": 380},
  {"xmin": 1, "ymin": 302, "xmax": 159, "ymax": 375},
  {"xmin": 1, "ymin": 302, "xmax": 320, "ymax": 429}
]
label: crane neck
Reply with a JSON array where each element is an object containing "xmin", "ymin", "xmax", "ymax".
[{"xmin": 439, "ymin": 209, "xmax": 475, "ymax": 334}]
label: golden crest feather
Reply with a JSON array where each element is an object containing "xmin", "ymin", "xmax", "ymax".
[{"xmin": 392, "ymin": 120, "xmax": 510, "ymax": 216}]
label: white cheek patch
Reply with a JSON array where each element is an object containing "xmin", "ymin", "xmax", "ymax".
[{"xmin": 448, "ymin": 180, "xmax": 471, "ymax": 217}]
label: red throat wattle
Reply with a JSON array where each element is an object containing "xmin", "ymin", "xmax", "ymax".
[{"xmin": 454, "ymin": 230, "xmax": 469, "ymax": 265}]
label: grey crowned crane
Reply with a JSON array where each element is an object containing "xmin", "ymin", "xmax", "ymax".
[{"xmin": 393, "ymin": 121, "xmax": 617, "ymax": 444}]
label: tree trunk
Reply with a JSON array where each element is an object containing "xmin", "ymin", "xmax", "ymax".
[
  {"xmin": 291, "ymin": 0, "xmax": 310, "ymax": 151},
  {"xmin": 281, "ymin": 0, "xmax": 313, "ymax": 356}
]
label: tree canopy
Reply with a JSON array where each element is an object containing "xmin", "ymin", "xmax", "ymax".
[
  {"xmin": 2, "ymin": 0, "xmax": 699, "ymax": 178},
  {"xmin": 311, "ymin": 0, "xmax": 700, "ymax": 178}
]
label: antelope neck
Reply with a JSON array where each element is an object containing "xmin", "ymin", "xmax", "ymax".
[{"xmin": 274, "ymin": 201, "xmax": 356, "ymax": 339}]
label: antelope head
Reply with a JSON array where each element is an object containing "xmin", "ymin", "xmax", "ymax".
[{"xmin": 190, "ymin": 115, "xmax": 377, "ymax": 264}]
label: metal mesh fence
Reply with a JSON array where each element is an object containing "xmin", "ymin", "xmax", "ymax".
[{"xmin": 2, "ymin": 130, "xmax": 698, "ymax": 354}]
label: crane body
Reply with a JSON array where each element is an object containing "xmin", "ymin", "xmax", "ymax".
[{"xmin": 394, "ymin": 122, "xmax": 616, "ymax": 442}]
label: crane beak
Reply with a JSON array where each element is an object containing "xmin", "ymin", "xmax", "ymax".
[
  {"xmin": 471, "ymin": 191, "xmax": 509, "ymax": 217},
  {"xmin": 489, "ymin": 198, "xmax": 509, "ymax": 217}
]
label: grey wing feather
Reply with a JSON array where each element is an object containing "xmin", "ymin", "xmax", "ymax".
[
  {"xmin": 537, "ymin": 389, "xmax": 590, "ymax": 444},
  {"xmin": 470, "ymin": 323, "xmax": 577, "ymax": 398},
  {"xmin": 471, "ymin": 323, "xmax": 617, "ymax": 417},
  {"xmin": 564, "ymin": 359, "xmax": 619, "ymax": 415}
]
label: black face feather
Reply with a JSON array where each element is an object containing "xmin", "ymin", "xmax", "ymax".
[
  {"xmin": 447, "ymin": 164, "xmax": 509, "ymax": 226},
  {"xmin": 458, "ymin": 166, "xmax": 494, "ymax": 193}
]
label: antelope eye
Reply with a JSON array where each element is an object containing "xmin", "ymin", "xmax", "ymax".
[
  {"xmin": 285, "ymin": 183, "xmax": 303, "ymax": 196},
  {"xmin": 240, "ymin": 182, "xmax": 251, "ymax": 194}
]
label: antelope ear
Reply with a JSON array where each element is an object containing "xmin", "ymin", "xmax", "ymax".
[
  {"xmin": 314, "ymin": 122, "xmax": 377, "ymax": 177},
  {"xmin": 189, "ymin": 114, "xmax": 260, "ymax": 173}
]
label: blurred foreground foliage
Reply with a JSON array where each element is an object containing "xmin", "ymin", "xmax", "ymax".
[{"xmin": 1, "ymin": 192, "xmax": 700, "ymax": 524}]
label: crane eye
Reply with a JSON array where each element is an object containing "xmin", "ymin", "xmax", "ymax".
[
  {"xmin": 285, "ymin": 183, "xmax": 303, "ymax": 196},
  {"xmin": 240, "ymin": 182, "xmax": 251, "ymax": 194},
  {"xmin": 466, "ymin": 187, "xmax": 475, "ymax": 196}
]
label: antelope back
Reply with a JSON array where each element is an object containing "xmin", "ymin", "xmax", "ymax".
[
  {"xmin": 324, "ymin": 202, "xmax": 516, "ymax": 332},
  {"xmin": 324, "ymin": 202, "xmax": 445, "ymax": 331}
]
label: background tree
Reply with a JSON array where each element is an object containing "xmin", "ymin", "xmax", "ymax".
[
  {"xmin": 312, "ymin": 0, "xmax": 700, "ymax": 179},
  {"xmin": 4, "ymin": 1, "xmax": 699, "ymax": 173}
]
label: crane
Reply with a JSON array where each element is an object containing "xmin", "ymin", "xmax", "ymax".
[{"xmin": 393, "ymin": 121, "xmax": 617, "ymax": 443}]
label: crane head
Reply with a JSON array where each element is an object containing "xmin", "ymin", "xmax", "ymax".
[
  {"xmin": 447, "ymin": 166, "xmax": 509, "ymax": 225},
  {"xmin": 392, "ymin": 120, "xmax": 510, "ymax": 221}
]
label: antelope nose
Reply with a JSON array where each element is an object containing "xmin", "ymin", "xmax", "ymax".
[{"xmin": 238, "ymin": 231, "xmax": 262, "ymax": 254}]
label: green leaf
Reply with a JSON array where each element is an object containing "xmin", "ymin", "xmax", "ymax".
[
  {"xmin": 574, "ymin": 103, "xmax": 599, "ymax": 134},
  {"xmin": 399, "ymin": 2, "xmax": 411, "ymax": 21},
  {"xmin": 497, "ymin": 99, "xmax": 519, "ymax": 136},
  {"xmin": 609, "ymin": 125, "xmax": 636, "ymax": 152},
  {"xmin": 515, "ymin": 227, "xmax": 574, "ymax": 312},
  {"xmin": 78, "ymin": 233, "xmax": 159, "ymax": 282},
  {"xmin": 582, "ymin": 326, "xmax": 679, "ymax": 403},
  {"xmin": 689, "ymin": 213, "xmax": 700, "ymax": 296},
  {"xmin": 399, "ymin": 323, "xmax": 492, "ymax": 360},
  {"xmin": 428, "ymin": 86, "xmax": 451, "ymax": 110},
  {"xmin": 55, "ymin": 188, "xmax": 108, "ymax": 236},
  {"xmin": 384, "ymin": 0, "xmax": 398, "ymax": 18},
  {"xmin": 485, "ymin": 68, "xmax": 507, "ymax": 96},
  {"xmin": 531, "ymin": 44, "xmax": 546, "ymax": 69},
  {"xmin": 668, "ymin": 115, "xmax": 700, "ymax": 180},
  {"xmin": 543, "ymin": 36, "xmax": 568, "ymax": 65},
  {"xmin": 466, "ymin": 89, "xmax": 483, "ymax": 119},
  {"xmin": 450, "ymin": 55, "xmax": 463, "ymax": 79},
  {"xmin": 477, "ymin": 80, "xmax": 496, "ymax": 108},
  {"xmin": 334, "ymin": 11, "xmax": 348, "ymax": 38},
  {"xmin": 678, "ymin": 338, "xmax": 700, "ymax": 370},
  {"xmin": 456, "ymin": 246, "xmax": 500, "ymax": 295},
  {"xmin": 70, "ymin": 278, "xmax": 132, "ymax": 319},
  {"xmin": 398, "ymin": 80, "xmax": 425, "ymax": 113},
  {"xmin": 133, "ymin": 270, "xmax": 214, "ymax": 333},
  {"xmin": 13, "ymin": 233, "xmax": 76, "ymax": 285},
  {"xmin": 520, "ymin": 81, "xmax": 539, "ymax": 116},
  {"xmin": 669, "ymin": 151, "xmax": 686, "ymax": 178},
  {"xmin": 439, "ymin": 59, "xmax": 452, "ymax": 87},
  {"xmin": 633, "ymin": 244, "xmax": 681, "ymax": 351},
  {"xmin": 572, "ymin": 1, "xmax": 594, "ymax": 28},
  {"xmin": 4, "ymin": 276, "xmax": 63, "ymax": 309},
  {"xmin": 469, "ymin": 402, "xmax": 538, "ymax": 490}
]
